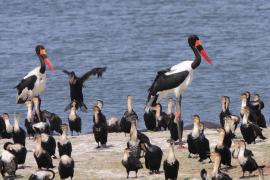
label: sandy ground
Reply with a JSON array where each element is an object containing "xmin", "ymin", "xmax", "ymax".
[{"xmin": 0, "ymin": 127, "xmax": 270, "ymax": 180}]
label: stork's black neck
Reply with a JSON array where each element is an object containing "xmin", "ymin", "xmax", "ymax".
[
  {"xmin": 39, "ymin": 56, "xmax": 46, "ymax": 74},
  {"xmin": 191, "ymin": 45, "xmax": 201, "ymax": 69}
]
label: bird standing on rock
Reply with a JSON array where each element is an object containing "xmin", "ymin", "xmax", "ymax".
[
  {"xmin": 163, "ymin": 140, "xmax": 179, "ymax": 180},
  {"xmin": 33, "ymin": 134, "xmax": 54, "ymax": 170},
  {"xmin": 15, "ymin": 45, "xmax": 55, "ymax": 104},
  {"xmin": 209, "ymin": 152, "xmax": 232, "ymax": 180},
  {"xmin": 13, "ymin": 112, "xmax": 26, "ymax": 146},
  {"xmin": 93, "ymin": 106, "xmax": 108, "ymax": 148},
  {"xmin": 214, "ymin": 128, "xmax": 232, "ymax": 167},
  {"xmin": 127, "ymin": 118, "xmax": 141, "ymax": 159},
  {"xmin": 121, "ymin": 147, "xmax": 143, "ymax": 178},
  {"xmin": 1, "ymin": 113, "xmax": 13, "ymax": 139},
  {"xmin": 41, "ymin": 133, "xmax": 57, "ymax": 159},
  {"xmin": 4, "ymin": 142, "xmax": 27, "ymax": 166},
  {"xmin": 42, "ymin": 110, "xmax": 63, "ymax": 135},
  {"xmin": 68, "ymin": 100, "xmax": 82, "ymax": 136},
  {"xmin": 146, "ymin": 35, "xmax": 212, "ymax": 143},
  {"xmin": 240, "ymin": 106, "xmax": 266, "ymax": 144},
  {"xmin": 237, "ymin": 140, "xmax": 265, "ymax": 178},
  {"xmin": 187, "ymin": 115, "xmax": 200, "ymax": 158},
  {"xmin": 24, "ymin": 100, "xmax": 35, "ymax": 138},
  {"xmin": 197, "ymin": 123, "xmax": 211, "ymax": 162},
  {"xmin": 120, "ymin": 95, "xmax": 138, "ymax": 134},
  {"xmin": 240, "ymin": 93, "xmax": 265, "ymax": 127},
  {"xmin": 251, "ymin": 94, "xmax": 267, "ymax": 128},
  {"xmin": 220, "ymin": 96, "xmax": 231, "ymax": 127},
  {"xmin": 0, "ymin": 149, "xmax": 18, "ymax": 178},
  {"xmin": 58, "ymin": 124, "xmax": 72, "ymax": 157},
  {"xmin": 146, "ymin": 35, "xmax": 212, "ymax": 107},
  {"xmin": 29, "ymin": 170, "xmax": 55, "ymax": 180},
  {"xmin": 62, "ymin": 67, "xmax": 106, "ymax": 112},
  {"xmin": 141, "ymin": 141, "xmax": 163, "ymax": 174},
  {"xmin": 58, "ymin": 154, "xmax": 75, "ymax": 180}
]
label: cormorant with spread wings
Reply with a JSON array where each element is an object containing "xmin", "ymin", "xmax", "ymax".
[{"xmin": 62, "ymin": 67, "xmax": 106, "ymax": 112}]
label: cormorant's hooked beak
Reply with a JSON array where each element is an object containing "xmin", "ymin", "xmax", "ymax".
[
  {"xmin": 40, "ymin": 49, "xmax": 55, "ymax": 72},
  {"xmin": 195, "ymin": 40, "xmax": 212, "ymax": 65}
]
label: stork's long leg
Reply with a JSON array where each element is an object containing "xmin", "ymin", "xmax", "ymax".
[
  {"xmin": 176, "ymin": 95, "xmax": 184, "ymax": 146},
  {"xmin": 34, "ymin": 96, "xmax": 42, "ymax": 122}
]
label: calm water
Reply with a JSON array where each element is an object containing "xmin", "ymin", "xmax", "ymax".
[{"xmin": 0, "ymin": 0, "xmax": 270, "ymax": 132}]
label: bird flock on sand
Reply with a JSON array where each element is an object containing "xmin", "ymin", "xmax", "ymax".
[{"xmin": 0, "ymin": 35, "xmax": 268, "ymax": 179}]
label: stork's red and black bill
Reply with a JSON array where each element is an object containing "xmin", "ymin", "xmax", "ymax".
[
  {"xmin": 40, "ymin": 49, "xmax": 55, "ymax": 72},
  {"xmin": 195, "ymin": 40, "xmax": 212, "ymax": 64}
]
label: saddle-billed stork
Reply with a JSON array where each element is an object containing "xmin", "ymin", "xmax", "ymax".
[
  {"xmin": 16, "ymin": 45, "xmax": 55, "ymax": 104},
  {"xmin": 146, "ymin": 35, "xmax": 212, "ymax": 143}
]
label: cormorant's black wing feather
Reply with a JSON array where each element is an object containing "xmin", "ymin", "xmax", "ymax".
[
  {"xmin": 79, "ymin": 67, "xmax": 107, "ymax": 83},
  {"xmin": 62, "ymin": 69, "xmax": 71, "ymax": 76}
]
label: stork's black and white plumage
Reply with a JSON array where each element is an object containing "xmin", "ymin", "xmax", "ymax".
[
  {"xmin": 62, "ymin": 67, "xmax": 106, "ymax": 112},
  {"xmin": 16, "ymin": 45, "xmax": 55, "ymax": 104},
  {"xmin": 146, "ymin": 35, "xmax": 212, "ymax": 108}
]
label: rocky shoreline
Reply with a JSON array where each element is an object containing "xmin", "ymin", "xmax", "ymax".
[{"xmin": 0, "ymin": 127, "xmax": 269, "ymax": 179}]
